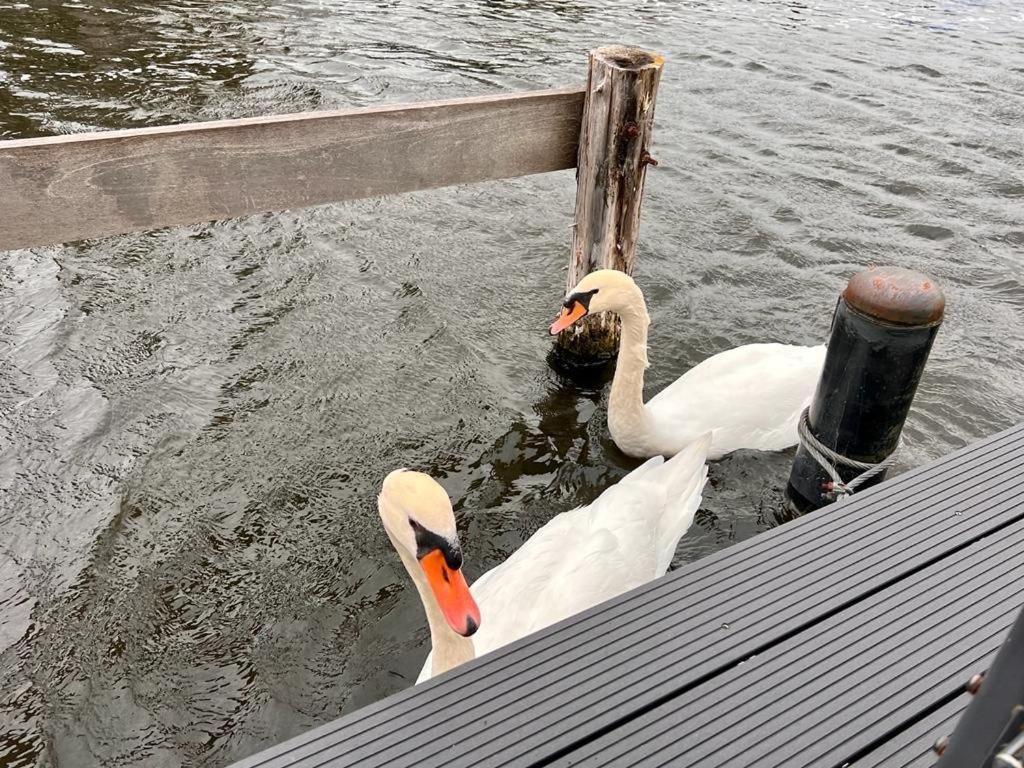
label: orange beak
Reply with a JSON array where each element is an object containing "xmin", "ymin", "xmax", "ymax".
[
  {"xmin": 419, "ymin": 549, "xmax": 480, "ymax": 637},
  {"xmin": 549, "ymin": 300, "xmax": 588, "ymax": 335}
]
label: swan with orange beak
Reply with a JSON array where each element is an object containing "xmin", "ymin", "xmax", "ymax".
[
  {"xmin": 551, "ymin": 269, "xmax": 826, "ymax": 460},
  {"xmin": 379, "ymin": 470, "xmax": 480, "ymax": 679},
  {"xmin": 380, "ymin": 433, "xmax": 711, "ymax": 683}
]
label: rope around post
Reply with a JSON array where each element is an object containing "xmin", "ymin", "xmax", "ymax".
[{"xmin": 796, "ymin": 408, "xmax": 900, "ymax": 502}]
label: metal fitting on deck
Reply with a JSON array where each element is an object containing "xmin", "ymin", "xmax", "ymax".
[
  {"xmin": 934, "ymin": 606, "xmax": 1024, "ymax": 767},
  {"xmin": 968, "ymin": 673, "xmax": 985, "ymax": 695}
]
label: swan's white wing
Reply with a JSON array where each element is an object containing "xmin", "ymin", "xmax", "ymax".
[
  {"xmin": 468, "ymin": 485, "xmax": 663, "ymax": 659},
  {"xmin": 645, "ymin": 343, "xmax": 826, "ymax": 457},
  {"xmin": 416, "ymin": 438, "xmax": 710, "ymax": 682}
]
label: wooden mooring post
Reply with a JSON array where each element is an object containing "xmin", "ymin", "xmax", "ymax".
[{"xmin": 553, "ymin": 46, "xmax": 664, "ymax": 365}]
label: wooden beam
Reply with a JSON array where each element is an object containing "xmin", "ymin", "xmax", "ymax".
[{"xmin": 0, "ymin": 87, "xmax": 585, "ymax": 251}]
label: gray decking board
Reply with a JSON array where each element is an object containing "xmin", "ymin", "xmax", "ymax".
[
  {"xmin": 852, "ymin": 695, "xmax": 968, "ymax": 768},
  {"xmin": 558, "ymin": 517, "xmax": 1024, "ymax": 767},
  {"xmin": 230, "ymin": 423, "xmax": 1024, "ymax": 768}
]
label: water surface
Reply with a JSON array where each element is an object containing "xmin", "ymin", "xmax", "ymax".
[{"xmin": 2, "ymin": 1, "xmax": 1024, "ymax": 765}]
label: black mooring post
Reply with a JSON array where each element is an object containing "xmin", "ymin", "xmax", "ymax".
[
  {"xmin": 786, "ymin": 266, "xmax": 945, "ymax": 513},
  {"xmin": 933, "ymin": 603, "xmax": 1024, "ymax": 766}
]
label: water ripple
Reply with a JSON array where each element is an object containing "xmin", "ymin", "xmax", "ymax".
[{"xmin": 2, "ymin": 1, "xmax": 1024, "ymax": 766}]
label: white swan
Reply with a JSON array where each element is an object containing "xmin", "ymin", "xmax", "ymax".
[
  {"xmin": 377, "ymin": 433, "xmax": 710, "ymax": 683},
  {"xmin": 549, "ymin": 269, "xmax": 827, "ymax": 461}
]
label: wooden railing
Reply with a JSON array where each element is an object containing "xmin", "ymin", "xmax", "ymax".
[
  {"xmin": 0, "ymin": 88, "xmax": 584, "ymax": 251},
  {"xmin": 0, "ymin": 45, "xmax": 663, "ymax": 363}
]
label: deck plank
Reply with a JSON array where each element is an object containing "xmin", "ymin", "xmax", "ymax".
[
  {"xmin": 229, "ymin": 423, "xmax": 1024, "ymax": 768},
  {"xmin": 560, "ymin": 519, "xmax": 1024, "ymax": 766},
  {"xmin": 852, "ymin": 695, "xmax": 968, "ymax": 768}
]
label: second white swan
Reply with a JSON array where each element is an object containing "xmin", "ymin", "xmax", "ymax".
[{"xmin": 550, "ymin": 269, "xmax": 826, "ymax": 460}]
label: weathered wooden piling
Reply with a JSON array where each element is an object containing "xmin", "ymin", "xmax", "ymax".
[
  {"xmin": 786, "ymin": 266, "xmax": 945, "ymax": 513},
  {"xmin": 553, "ymin": 45, "xmax": 664, "ymax": 364}
]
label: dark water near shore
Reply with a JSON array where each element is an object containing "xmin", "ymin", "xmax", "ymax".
[{"xmin": 2, "ymin": 1, "xmax": 1023, "ymax": 765}]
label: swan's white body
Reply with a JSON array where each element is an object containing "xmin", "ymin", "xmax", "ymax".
[
  {"xmin": 555, "ymin": 271, "xmax": 827, "ymax": 461},
  {"xmin": 621, "ymin": 342, "xmax": 827, "ymax": 461},
  {"xmin": 400, "ymin": 434, "xmax": 710, "ymax": 683}
]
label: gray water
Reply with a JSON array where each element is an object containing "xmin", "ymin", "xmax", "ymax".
[{"xmin": 2, "ymin": 1, "xmax": 1023, "ymax": 765}]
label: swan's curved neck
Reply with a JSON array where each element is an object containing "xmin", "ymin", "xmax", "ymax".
[
  {"xmin": 390, "ymin": 534, "xmax": 474, "ymax": 677},
  {"xmin": 607, "ymin": 293, "xmax": 651, "ymax": 444}
]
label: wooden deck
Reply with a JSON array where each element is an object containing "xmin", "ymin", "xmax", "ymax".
[{"xmin": 230, "ymin": 422, "xmax": 1024, "ymax": 768}]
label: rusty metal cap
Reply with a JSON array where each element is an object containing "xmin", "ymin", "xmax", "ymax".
[{"xmin": 843, "ymin": 266, "xmax": 945, "ymax": 326}]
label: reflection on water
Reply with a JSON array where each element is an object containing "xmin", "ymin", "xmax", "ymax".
[{"xmin": 2, "ymin": 0, "xmax": 1024, "ymax": 765}]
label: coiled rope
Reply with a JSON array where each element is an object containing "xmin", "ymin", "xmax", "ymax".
[{"xmin": 797, "ymin": 407, "xmax": 900, "ymax": 501}]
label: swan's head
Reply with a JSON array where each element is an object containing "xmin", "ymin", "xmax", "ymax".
[
  {"xmin": 378, "ymin": 469, "xmax": 481, "ymax": 637},
  {"xmin": 549, "ymin": 269, "xmax": 646, "ymax": 335}
]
